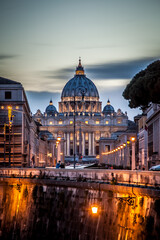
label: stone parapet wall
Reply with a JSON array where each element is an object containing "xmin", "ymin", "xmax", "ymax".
[{"xmin": 0, "ymin": 168, "xmax": 160, "ymax": 187}]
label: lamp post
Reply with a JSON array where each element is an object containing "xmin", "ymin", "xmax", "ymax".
[
  {"xmin": 73, "ymin": 87, "xmax": 87, "ymax": 169},
  {"xmin": 131, "ymin": 137, "xmax": 136, "ymax": 170},
  {"xmin": 56, "ymin": 137, "xmax": 61, "ymax": 165}
]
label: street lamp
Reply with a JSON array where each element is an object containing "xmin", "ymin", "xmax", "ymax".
[
  {"xmin": 131, "ymin": 136, "xmax": 136, "ymax": 170},
  {"xmin": 73, "ymin": 87, "xmax": 87, "ymax": 169},
  {"xmin": 56, "ymin": 137, "xmax": 61, "ymax": 165}
]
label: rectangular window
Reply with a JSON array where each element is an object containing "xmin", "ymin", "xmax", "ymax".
[
  {"xmin": 59, "ymin": 121, "xmax": 63, "ymax": 125},
  {"xmin": 105, "ymin": 145, "xmax": 110, "ymax": 152},
  {"xmin": 95, "ymin": 146, "xmax": 99, "ymax": 155},
  {"xmin": 85, "ymin": 148, "xmax": 88, "ymax": 155},
  {"xmin": 96, "ymin": 121, "xmax": 100, "ymax": 124},
  {"xmin": 106, "ymin": 121, "xmax": 109, "ymax": 124},
  {"xmin": 5, "ymin": 91, "xmax": 12, "ymax": 99}
]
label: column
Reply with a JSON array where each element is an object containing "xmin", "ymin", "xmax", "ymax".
[
  {"xmin": 132, "ymin": 142, "xmax": 136, "ymax": 170},
  {"xmin": 67, "ymin": 133, "xmax": 70, "ymax": 156},
  {"xmin": 92, "ymin": 132, "xmax": 95, "ymax": 155},
  {"xmin": 64, "ymin": 133, "xmax": 66, "ymax": 156},
  {"xmin": 82, "ymin": 132, "xmax": 85, "ymax": 156},
  {"xmin": 89, "ymin": 133, "xmax": 92, "ymax": 155},
  {"xmin": 79, "ymin": 127, "xmax": 82, "ymax": 158}
]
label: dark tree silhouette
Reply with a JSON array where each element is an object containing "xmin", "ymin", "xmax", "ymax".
[{"xmin": 123, "ymin": 60, "xmax": 160, "ymax": 109}]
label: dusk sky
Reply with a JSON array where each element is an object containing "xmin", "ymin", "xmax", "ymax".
[{"xmin": 0, "ymin": 0, "xmax": 160, "ymax": 120}]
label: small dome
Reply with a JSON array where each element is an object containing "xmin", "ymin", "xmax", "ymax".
[
  {"xmin": 103, "ymin": 99, "xmax": 114, "ymax": 115},
  {"xmin": 61, "ymin": 59, "xmax": 99, "ymax": 98},
  {"xmin": 45, "ymin": 100, "xmax": 57, "ymax": 116}
]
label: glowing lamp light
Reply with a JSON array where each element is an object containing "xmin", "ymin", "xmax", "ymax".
[
  {"xmin": 57, "ymin": 137, "xmax": 61, "ymax": 141},
  {"xmin": 123, "ymin": 143, "xmax": 126, "ymax": 147},
  {"xmin": 131, "ymin": 137, "xmax": 135, "ymax": 142},
  {"xmin": 91, "ymin": 206, "xmax": 98, "ymax": 214}
]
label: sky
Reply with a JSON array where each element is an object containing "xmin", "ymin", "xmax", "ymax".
[{"xmin": 0, "ymin": 0, "xmax": 160, "ymax": 120}]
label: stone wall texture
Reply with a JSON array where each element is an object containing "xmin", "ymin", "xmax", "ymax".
[{"xmin": 0, "ymin": 178, "xmax": 160, "ymax": 240}]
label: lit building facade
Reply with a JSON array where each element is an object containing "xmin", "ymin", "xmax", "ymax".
[
  {"xmin": 0, "ymin": 77, "xmax": 31, "ymax": 166},
  {"xmin": 146, "ymin": 103, "xmax": 160, "ymax": 169},
  {"xmin": 34, "ymin": 60, "xmax": 135, "ymax": 165}
]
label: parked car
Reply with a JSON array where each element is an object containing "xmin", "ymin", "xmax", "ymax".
[{"xmin": 149, "ymin": 164, "xmax": 160, "ymax": 171}]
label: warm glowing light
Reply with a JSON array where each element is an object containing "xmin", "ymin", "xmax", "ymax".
[
  {"xmin": 16, "ymin": 106, "xmax": 19, "ymax": 109},
  {"xmin": 59, "ymin": 121, "xmax": 63, "ymax": 125},
  {"xmin": 1, "ymin": 106, "xmax": 4, "ymax": 109},
  {"xmin": 56, "ymin": 141, "xmax": 59, "ymax": 144},
  {"xmin": 91, "ymin": 206, "xmax": 98, "ymax": 214},
  {"xmin": 85, "ymin": 121, "xmax": 88, "ymax": 124},
  {"xmin": 57, "ymin": 137, "xmax": 61, "ymax": 141},
  {"xmin": 60, "ymin": 152, "xmax": 63, "ymax": 155},
  {"xmin": 120, "ymin": 146, "xmax": 123, "ymax": 149},
  {"xmin": 131, "ymin": 137, "xmax": 135, "ymax": 142},
  {"xmin": 118, "ymin": 147, "xmax": 120, "ymax": 150},
  {"xmin": 49, "ymin": 121, "xmax": 53, "ymax": 125},
  {"xmin": 70, "ymin": 121, "xmax": 73, "ymax": 124},
  {"xmin": 47, "ymin": 153, "xmax": 52, "ymax": 157},
  {"xmin": 127, "ymin": 140, "xmax": 130, "ymax": 145},
  {"xmin": 95, "ymin": 121, "xmax": 100, "ymax": 124},
  {"xmin": 106, "ymin": 121, "xmax": 109, "ymax": 124},
  {"xmin": 96, "ymin": 155, "xmax": 100, "ymax": 159},
  {"xmin": 123, "ymin": 143, "xmax": 126, "ymax": 147}
]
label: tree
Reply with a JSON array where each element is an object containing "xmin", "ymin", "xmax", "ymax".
[{"xmin": 123, "ymin": 60, "xmax": 160, "ymax": 109}]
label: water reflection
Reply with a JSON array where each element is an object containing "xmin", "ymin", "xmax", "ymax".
[{"xmin": 0, "ymin": 180, "xmax": 160, "ymax": 240}]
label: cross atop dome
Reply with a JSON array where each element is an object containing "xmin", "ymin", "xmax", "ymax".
[
  {"xmin": 78, "ymin": 57, "xmax": 82, "ymax": 66},
  {"xmin": 75, "ymin": 57, "xmax": 85, "ymax": 75}
]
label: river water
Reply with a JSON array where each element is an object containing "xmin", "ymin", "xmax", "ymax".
[{"xmin": 0, "ymin": 179, "xmax": 160, "ymax": 240}]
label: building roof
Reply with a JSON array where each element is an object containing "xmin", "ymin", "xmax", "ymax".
[
  {"xmin": 61, "ymin": 60, "xmax": 99, "ymax": 98},
  {"xmin": 0, "ymin": 76, "xmax": 21, "ymax": 85}
]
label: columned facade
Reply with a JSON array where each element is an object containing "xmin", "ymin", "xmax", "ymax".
[{"xmin": 33, "ymin": 60, "xmax": 135, "ymax": 164}]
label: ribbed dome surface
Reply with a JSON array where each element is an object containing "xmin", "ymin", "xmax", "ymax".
[
  {"xmin": 61, "ymin": 75, "xmax": 99, "ymax": 98},
  {"xmin": 103, "ymin": 100, "xmax": 114, "ymax": 115},
  {"xmin": 45, "ymin": 100, "xmax": 57, "ymax": 116}
]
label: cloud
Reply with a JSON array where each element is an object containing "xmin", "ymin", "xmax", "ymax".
[
  {"xmin": 0, "ymin": 54, "xmax": 19, "ymax": 61},
  {"xmin": 87, "ymin": 57, "xmax": 160, "ymax": 79},
  {"xmin": 43, "ymin": 57, "xmax": 159, "ymax": 81}
]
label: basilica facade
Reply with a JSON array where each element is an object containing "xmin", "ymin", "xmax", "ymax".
[{"xmin": 33, "ymin": 60, "xmax": 134, "ymax": 165}]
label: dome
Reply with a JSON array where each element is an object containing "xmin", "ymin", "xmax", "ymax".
[
  {"xmin": 103, "ymin": 100, "xmax": 115, "ymax": 115},
  {"xmin": 61, "ymin": 59, "xmax": 99, "ymax": 98},
  {"xmin": 45, "ymin": 100, "xmax": 57, "ymax": 116}
]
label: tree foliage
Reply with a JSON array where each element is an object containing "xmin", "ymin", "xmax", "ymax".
[{"xmin": 123, "ymin": 60, "xmax": 160, "ymax": 109}]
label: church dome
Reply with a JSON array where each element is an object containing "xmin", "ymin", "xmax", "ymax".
[
  {"xmin": 103, "ymin": 100, "xmax": 115, "ymax": 115},
  {"xmin": 61, "ymin": 59, "xmax": 99, "ymax": 98},
  {"xmin": 45, "ymin": 100, "xmax": 57, "ymax": 116}
]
